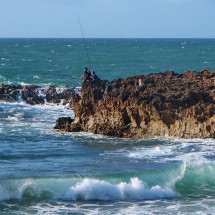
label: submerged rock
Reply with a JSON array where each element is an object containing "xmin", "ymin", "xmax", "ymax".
[{"xmin": 65, "ymin": 69, "xmax": 215, "ymax": 139}]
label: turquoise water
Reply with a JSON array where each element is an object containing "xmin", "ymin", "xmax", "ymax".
[
  {"xmin": 0, "ymin": 39, "xmax": 215, "ymax": 214},
  {"xmin": 1, "ymin": 39, "xmax": 215, "ymax": 86}
]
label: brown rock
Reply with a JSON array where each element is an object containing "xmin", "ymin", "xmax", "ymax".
[
  {"xmin": 54, "ymin": 117, "xmax": 74, "ymax": 131},
  {"xmin": 65, "ymin": 70, "xmax": 215, "ymax": 138}
]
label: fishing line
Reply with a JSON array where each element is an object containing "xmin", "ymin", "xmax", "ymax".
[{"xmin": 77, "ymin": 15, "xmax": 91, "ymax": 70}]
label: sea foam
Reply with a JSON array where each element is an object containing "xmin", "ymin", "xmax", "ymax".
[{"xmin": 65, "ymin": 177, "xmax": 175, "ymax": 201}]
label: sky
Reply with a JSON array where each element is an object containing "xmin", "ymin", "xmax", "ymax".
[{"xmin": 0, "ymin": 0, "xmax": 214, "ymax": 38}]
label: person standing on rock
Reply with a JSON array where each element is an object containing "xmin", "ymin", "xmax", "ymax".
[
  {"xmin": 82, "ymin": 67, "xmax": 91, "ymax": 82},
  {"xmin": 90, "ymin": 71, "xmax": 100, "ymax": 82}
]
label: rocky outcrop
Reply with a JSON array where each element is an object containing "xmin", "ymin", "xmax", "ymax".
[
  {"xmin": 0, "ymin": 84, "xmax": 78, "ymax": 105},
  {"xmin": 63, "ymin": 69, "xmax": 215, "ymax": 139}
]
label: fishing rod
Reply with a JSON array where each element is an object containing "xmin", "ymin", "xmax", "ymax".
[{"xmin": 77, "ymin": 15, "xmax": 91, "ymax": 70}]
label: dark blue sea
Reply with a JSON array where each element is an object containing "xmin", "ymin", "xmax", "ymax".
[{"xmin": 0, "ymin": 38, "xmax": 215, "ymax": 214}]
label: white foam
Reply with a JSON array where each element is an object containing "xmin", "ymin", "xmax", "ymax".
[
  {"xmin": 33, "ymin": 75, "xmax": 40, "ymax": 79},
  {"xmin": 16, "ymin": 89, "xmax": 24, "ymax": 103},
  {"xmin": 5, "ymin": 116, "xmax": 19, "ymax": 121},
  {"xmin": 55, "ymin": 87, "xmax": 67, "ymax": 94},
  {"xmin": 1, "ymin": 58, "xmax": 9, "ymax": 61},
  {"xmin": 126, "ymin": 137, "xmax": 215, "ymax": 164},
  {"xmin": 0, "ymin": 179, "xmax": 33, "ymax": 201},
  {"xmin": 129, "ymin": 145, "xmax": 175, "ymax": 160},
  {"xmin": 31, "ymin": 203, "xmax": 84, "ymax": 215},
  {"xmin": 65, "ymin": 177, "xmax": 175, "ymax": 201},
  {"xmin": 4, "ymin": 81, "xmax": 13, "ymax": 85},
  {"xmin": 17, "ymin": 81, "xmax": 32, "ymax": 86}
]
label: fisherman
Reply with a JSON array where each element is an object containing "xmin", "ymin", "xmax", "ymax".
[
  {"xmin": 82, "ymin": 67, "xmax": 91, "ymax": 82},
  {"xmin": 90, "ymin": 71, "xmax": 100, "ymax": 82}
]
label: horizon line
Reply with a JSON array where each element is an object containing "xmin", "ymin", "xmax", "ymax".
[{"xmin": 0, "ymin": 37, "xmax": 215, "ymax": 40}]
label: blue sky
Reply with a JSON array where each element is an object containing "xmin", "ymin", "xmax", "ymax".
[{"xmin": 0, "ymin": 0, "xmax": 214, "ymax": 38}]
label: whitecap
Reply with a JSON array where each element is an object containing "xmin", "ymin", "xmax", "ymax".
[
  {"xmin": 33, "ymin": 75, "xmax": 40, "ymax": 79},
  {"xmin": 1, "ymin": 58, "xmax": 9, "ymax": 61},
  {"xmin": 0, "ymin": 175, "xmax": 177, "ymax": 202},
  {"xmin": 65, "ymin": 177, "xmax": 175, "ymax": 201},
  {"xmin": 129, "ymin": 145, "xmax": 175, "ymax": 160},
  {"xmin": 5, "ymin": 116, "xmax": 19, "ymax": 121},
  {"xmin": 17, "ymin": 81, "xmax": 32, "ymax": 86}
]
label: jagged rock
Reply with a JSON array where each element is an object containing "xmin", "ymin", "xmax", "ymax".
[
  {"xmin": 0, "ymin": 84, "xmax": 78, "ymax": 105},
  {"xmin": 21, "ymin": 89, "xmax": 45, "ymax": 105},
  {"xmin": 46, "ymin": 86, "xmax": 76, "ymax": 104},
  {"xmin": 67, "ymin": 69, "xmax": 215, "ymax": 139},
  {"xmin": 54, "ymin": 117, "xmax": 74, "ymax": 131}
]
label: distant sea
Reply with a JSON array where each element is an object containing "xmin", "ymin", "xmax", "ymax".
[{"xmin": 0, "ymin": 38, "xmax": 215, "ymax": 215}]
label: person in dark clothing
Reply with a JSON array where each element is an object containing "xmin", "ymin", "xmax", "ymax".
[
  {"xmin": 82, "ymin": 67, "xmax": 91, "ymax": 81},
  {"xmin": 90, "ymin": 71, "xmax": 100, "ymax": 82}
]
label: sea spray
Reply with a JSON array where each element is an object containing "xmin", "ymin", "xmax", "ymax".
[{"xmin": 59, "ymin": 177, "xmax": 173, "ymax": 201}]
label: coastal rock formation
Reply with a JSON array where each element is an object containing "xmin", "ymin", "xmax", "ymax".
[
  {"xmin": 62, "ymin": 69, "xmax": 215, "ymax": 138},
  {"xmin": 0, "ymin": 84, "xmax": 78, "ymax": 105}
]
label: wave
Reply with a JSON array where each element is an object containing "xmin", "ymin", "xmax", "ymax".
[
  {"xmin": 127, "ymin": 137, "xmax": 215, "ymax": 163},
  {"xmin": 65, "ymin": 177, "xmax": 175, "ymax": 201},
  {"xmin": 0, "ymin": 177, "xmax": 176, "ymax": 202},
  {"xmin": 0, "ymin": 160, "xmax": 214, "ymax": 202},
  {"xmin": 175, "ymin": 161, "xmax": 215, "ymax": 196}
]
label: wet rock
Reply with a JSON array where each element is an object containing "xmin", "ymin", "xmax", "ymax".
[
  {"xmin": 0, "ymin": 84, "xmax": 78, "ymax": 105},
  {"xmin": 54, "ymin": 117, "xmax": 74, "ymax": 131},
  {"xmin": 46, "ymin": 86, "xmax": 75, "ymax": 104}
]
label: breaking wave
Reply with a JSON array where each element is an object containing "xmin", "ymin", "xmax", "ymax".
[
  {"xmin": 0, "ymin": 177, "xmax": 176, "ymax": 202},
  {"xmin": 65, "ymin": 177, "xmax": 175, "ymax": 201},
  {"xmin": 0, "ymin": 160, "xmax": 215, "ymax": 202}
]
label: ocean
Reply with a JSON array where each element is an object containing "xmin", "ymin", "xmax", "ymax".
[{"xmin": 0, "ymin": 38, "xmax": 215, "ymax": 214}]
